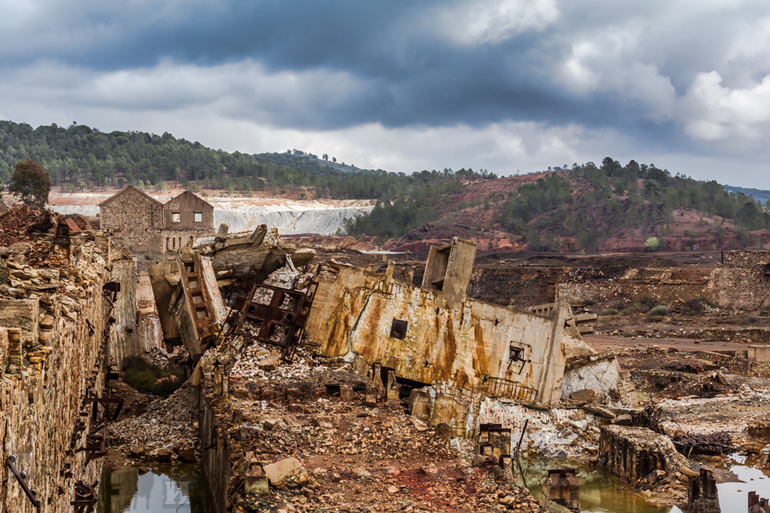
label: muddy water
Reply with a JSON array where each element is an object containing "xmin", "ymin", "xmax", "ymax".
[
  {"xmin": 519, "ymin": 457, "xmax": 770, "ymax": 513},
  {"xmin": 518, "ymin": 459, "xmax": 680, "ymax": 513},
  {"xmin": 716, "ymin": 455, "xmax": 770, "ymax": 513},
  {"xmin": 97, "ymin": 465, "xmax": 213, "ymax": 513}
]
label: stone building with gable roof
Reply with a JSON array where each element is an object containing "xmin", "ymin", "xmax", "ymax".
[{"xmin": 99, "ymin": 186, "xmax": 215, "ymax": 257}]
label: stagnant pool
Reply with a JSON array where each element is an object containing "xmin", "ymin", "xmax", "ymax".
[
  {"xmin": 518, "ymin": 456, "xmax": 770, "ymax": 513},
  {"xmin": 97, "ymin": 456, "xmax": 770, "ymax": 512},
  {"xmin": 97, "ymin": 465, "xmax": 213, "ymax": 513}
]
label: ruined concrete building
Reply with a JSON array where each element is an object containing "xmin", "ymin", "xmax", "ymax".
[
  {"xmin": 305, "ymin": 238, "xmax": 582, "ymax": 412},
  {"xmin": 149, "ymin": 224, "xmax": 315, "ymax": 356},
  {"xmin": 99, "ymin": 186, "xmax": 215, "ymax": 257},
  {"xmin": 556, "ymin": 249, "xmax": 770, "ymax": 316}
]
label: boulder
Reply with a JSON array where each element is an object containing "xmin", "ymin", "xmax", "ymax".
[{"xmin": 263, "ymin": 457, "xmax": 304, "ymax": 486}]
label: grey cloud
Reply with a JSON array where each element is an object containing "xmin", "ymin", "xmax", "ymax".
[{"xmin": 2, "ymin": 0, "xmax": 770, "ymax": 185}]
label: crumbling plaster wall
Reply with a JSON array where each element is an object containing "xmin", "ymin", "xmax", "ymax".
[
  {"xmin": 0, "ymin": 244, "xmax": 116, "ymax": 513},
  {"xmin": 306, "ymin": 262, "xmax": 570, "ymax": 407}
]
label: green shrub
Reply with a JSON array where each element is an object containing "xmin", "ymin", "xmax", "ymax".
[
  {"xmin": 682, "ymin": 298, "xmax": 705, "ymax": 315},
  {"xmin": 638, "ymin": 296, "xmax": 657, "ymax": 310},
  {"xmin": 122, "ymin": 356, "xmax": 184, "ymax": 397},
  {"xmin": 603, "ymin": 308, "xmax": 619, "ymax": 316},
  {"xmin": 649, "ymin": 305, "xmax": 670, "ymax": 317}
]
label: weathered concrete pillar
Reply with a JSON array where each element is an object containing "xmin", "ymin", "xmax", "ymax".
[
  {"xmin": 385, "ymin": 368, "xmax": 400, "ymax": 401},
  {"xmin": 409, "ymin": 389, "xmax": 431, "ymax": 420},
  {"xmin": 543, "ymin": 469, "xmax": 580, "ymax": 512},
  {"xmin": 600, "ymin": 425, "xmax": 691, "ymax": 484},
  {"xmin": 688, "ymin": 469, "xmax": 720, "ymax": 513}
]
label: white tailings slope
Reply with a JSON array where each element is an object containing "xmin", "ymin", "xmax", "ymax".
[{"xmin": 212, "ymin": 202, "xmax": 372, "ymax": 235}]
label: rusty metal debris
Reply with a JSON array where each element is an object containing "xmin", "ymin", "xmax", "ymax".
[
  {"xmin": 631, "ymin": 401, "xmax": 663, "ymax": 433},
  {"xmin": 673, "ymin": 431, "xmax": 732, "ymax": 456},
  {"xmin": 543, "ymin": 469, "xmax": 580, "ymax": 512},
  {"xmin": 70, "ymin": 480, "xmax": 98, "ymax": 513},
  {"xmin": 485, "ymin": 376, "xmax": 539, "ymax": 403},
  {"xmin": 5, "ymin": 455, "xmax": 41, "ymax": 513},
  {"xmin": 749, "ymin": 491, "xmax": 770, "ymax": 513},
  {"xmin": 75, "ymin": 433, "xmax": 107, "ymax": 465},
  {"xmin": 477, "ymin": 423, "xmax": 512, "ymax": 466},
  {"xmin": 687, "ymin": 469, "xmax": 719, "ymax": 513},
  {"xmin": 86, "ymin": 395, "xmax": 124, "ymax": 430},
  {"xmin": 221, "ymin": 277, "xmax": 317, "ymax": 360}
]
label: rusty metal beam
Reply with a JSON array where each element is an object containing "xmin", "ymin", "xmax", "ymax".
[{"xmin": 6, "ymin": 455, "xmax": 41, "ymax": 512}]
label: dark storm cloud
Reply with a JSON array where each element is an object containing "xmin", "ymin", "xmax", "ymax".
[
  {"xmin": 0, "ymin": 0, "xmax": 660, "ymax": 130},
  {"xmin": 2, "ymin": 0, "xmax": 770, "ymax": 184}
]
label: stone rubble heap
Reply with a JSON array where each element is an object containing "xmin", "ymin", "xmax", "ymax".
[{"xmin": 106, "ymin": 383, "xmax": 199, "ymax": 463}]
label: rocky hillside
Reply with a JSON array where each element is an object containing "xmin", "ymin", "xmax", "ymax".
[{"xmin": 366, "ymin": 160, "xmax": 770, "ymax": 254}]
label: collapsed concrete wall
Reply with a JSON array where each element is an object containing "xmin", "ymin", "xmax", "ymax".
[
  {"xmin": 306, "ymin": 261, "xmax": 574, "ymax": 408},
  {"xmin": 557, "ymin": 268, "xmax": 711, "ymax": 306},
  {"xmin": 0, "ymin": 241, "xmax": 120, "ymax": 513},
  {"xmin": 707, "ymin": 250, "xmax": 770, "ymax": 312}
]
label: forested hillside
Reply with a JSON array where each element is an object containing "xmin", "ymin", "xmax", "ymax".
[
  {"xmin": 347, "ymin": 158, "xmax": 770, "ymax": 253},
  {"xmin": 1, "ymin": 120, "xmax": 767, "ymax": 253},
  {"xmin": 0, "ymin": 120, "xmax": 491, "ymax": 200}
]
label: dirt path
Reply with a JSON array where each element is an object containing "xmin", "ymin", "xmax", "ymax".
[{"xmin": 584, "ymin": 334, "xmax": 755, "ymax": 353}]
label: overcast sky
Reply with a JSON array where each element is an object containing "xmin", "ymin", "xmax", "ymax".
[{"xmin": 1, "ymin": 1, "xmax": 769, "ymax": 187}]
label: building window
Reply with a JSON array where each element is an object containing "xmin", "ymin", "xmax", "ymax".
[
  {"xmin": 172, "ymin": 212, "xmax": 181, "ymax": 223},
  {"xmin": 390, "ymin": 319, "xmax": 408, "ymax": 339},
  {"xmin": 508, "ymin": 343, "xmax": 529, "ymax": 375},
  {"xmin": 194, "ymin": 212, "xmax": 202, "ymax": 223}
]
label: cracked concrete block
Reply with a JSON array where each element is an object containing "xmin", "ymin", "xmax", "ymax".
[{"xmin": 264, "ymin": 457, "xmax": 304, "ymax": 486}]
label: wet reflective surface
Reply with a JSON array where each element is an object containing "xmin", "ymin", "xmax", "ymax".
[
  {"xmin": 716, "ymin": 455, "xmax": 770, "ymax": 513},
  {"xmin": 518, "ymin": 457, "xmax": 770, "ymax": 513},
  {"xmin": 518, "ymin": 459, "xmax": 677, "ymax": 513},
  {"xmin": 97, "ymin": 465, "xmax": 213, "ymax": 513}
]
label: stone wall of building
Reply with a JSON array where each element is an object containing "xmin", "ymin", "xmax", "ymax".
[
  {"xmin": 0, "ymin": 242, "xmax": 119, "ymax": 513},
  {"xmin": 163, "ymin": 190, "xmax": 214, "ymax": 230},
  {"xmin": 706, "ymin": 250, "xmax": 770, "ymax": 312},
  {"xmin": 557, "ymin": 268, "xmax": 711, "ymax": 305},
  {"xmin": 100, "ymin": 186, "xmax": 164, "ymax": 255}
]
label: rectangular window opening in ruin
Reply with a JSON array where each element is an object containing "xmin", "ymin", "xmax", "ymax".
[
  {"xmin": 194, "ymin": 212, "xmax": 203, "ymax": 223},
  {"xmin": 390, "ymin": 318, "xmax": 408, "ymax": 339},
  {"xmin": 508, "ymin": 344, "xmax": 529, "ymax": 374},
  {"xmin": 172, "ymin": 212, "xmax": 181, "ymax": 223}
]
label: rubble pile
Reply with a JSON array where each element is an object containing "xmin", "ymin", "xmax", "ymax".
[
  {"xmin": 197, "ymin": 346, "xmax": 546, "ymax": 512},
  {"xmin": 106, "ymin": 383, "xmax": 199, "ymax": 463}
]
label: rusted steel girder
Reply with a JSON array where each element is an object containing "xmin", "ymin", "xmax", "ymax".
[
  {"xmin": 221, "ymin": 278, "xmax": 318, "ymax": 360},
  {"xmin": 5, "ymin": 455, "xmax": 41, "ymax": 513},
  {"xmin": 71, "ymin": 480, "xmax": 98, "ymax": 513}
]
